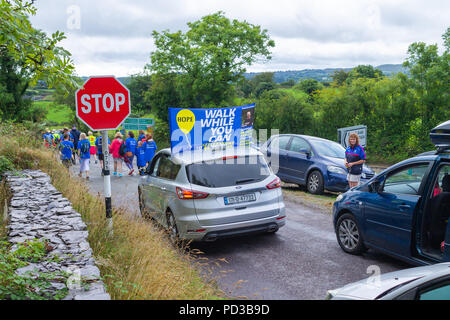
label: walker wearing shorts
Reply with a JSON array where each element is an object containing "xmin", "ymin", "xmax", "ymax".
[
  {"xmin": 80, "ymin": 158, "xmax": 90, "ymax": 172},
  {"xmin": 347, "ymin": 173, "xmax": 361, "ymax": 184},
  {"xmin": 345, "ymin": 144, "xmax": 366, "ymax": 185}
]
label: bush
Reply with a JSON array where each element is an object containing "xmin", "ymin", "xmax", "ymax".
[{"xmin": 0, "ymin": 155, "xmax": 14, "ymax": 175}]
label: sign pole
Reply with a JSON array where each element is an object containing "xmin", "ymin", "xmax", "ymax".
[{"xmin": 102, "ymin": 130, "xmax": 113, "ymax": 235}]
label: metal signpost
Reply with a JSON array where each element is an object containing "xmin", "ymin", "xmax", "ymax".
[
  {"xmin": 338, "ymin": 125, "xmax": 367, "ymax": 149},
  {"xmin": 75, "ymin": 76, "xmax": 131, "ymax": 235}
]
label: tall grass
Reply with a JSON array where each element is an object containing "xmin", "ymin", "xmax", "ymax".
[{"xmin": 0, "ymin": 122, "xmax": 223, "ymax": 300}]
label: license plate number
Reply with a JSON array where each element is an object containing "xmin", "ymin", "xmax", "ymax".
[{"xmin": 224, "ymin": 193, "xmax": 256, "ymax": 205}]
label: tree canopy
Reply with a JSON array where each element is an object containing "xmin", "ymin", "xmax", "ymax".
[
  {"xmin": 147, "ymin": 11, "xmax": 275, "ymax": 107},
  {"xmin": 0, "ymin": 0, "xmax": 76, "ymax": 89}
]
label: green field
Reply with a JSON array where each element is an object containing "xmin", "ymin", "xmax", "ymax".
[{"xmin": 33, "ymin": 101, "xmax": 73, "ymax": 125}]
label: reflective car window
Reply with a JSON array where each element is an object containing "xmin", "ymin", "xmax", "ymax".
[
  {"xmin": 270, "ymin": 136, "xmax": 291, "ymax": 151},
  {"xmin": 419, "ymin": 281, "xmax": 450, "ymax": 300},
  {"xmin": 186, "ymin": 155, "xmax": 270, "ymax": 188},
  {"xmin": 149, "ymin": 156, "xmax": 161, "ymax": 176},
  {"xmin": 289, "ymin": 137, "xmax": 310, "ymax": 153},
  {"xmin": 157, "ymin": 156, "xmax": 180, "ymax": 180},
  {"xmin": 383, "ymin": 164, "xmax": 429, "ymax": 195},
  {"xmin": 310, "ymin": 139, "xmax": 346, "ymax": 159}
]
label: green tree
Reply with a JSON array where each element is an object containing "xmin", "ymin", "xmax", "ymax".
[
  {"xmin": 403, "ymin": 30, "xmax": 450, "ymax": 150},
  {"xmin": 145, "ymin": 73, "xmax": 180, "ymax": 122},
  {"xmin": 294, "ymin": 79, "xmax": 324, "ymax": 95},
  {"xmin": 0, "ymin": 52, "xmax": 32, "ymax": 120},
  {"xmin": 331, "ymin": 70, "xmax": 349, "ymax": 87},
  {"xmin": 148, "ymin": 11, "xmax": 275, "ymax": 107},
  {"xmin": 127, "ymin": 73, "xmax": 152, "ymax": 113},
  {"xmin": 0, "ymin": 0, "xmax": 76, "ymax": 89},
  {"xmin": 0, "ymin": 0, "xmax": 76, "ymax": 121}
]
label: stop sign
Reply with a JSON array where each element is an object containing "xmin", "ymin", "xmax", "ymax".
[{"xmin": 75, "ymin": 76, "xmax": 131, "ymax": 131}]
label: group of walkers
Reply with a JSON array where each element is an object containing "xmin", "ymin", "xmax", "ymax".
[{"xmin": 43, "ymin": 126, "xmax": 157, "ymax": 180}]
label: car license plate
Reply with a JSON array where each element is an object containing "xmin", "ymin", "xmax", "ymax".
[{"xmin": 224, "ymin": 193, "xmax": 256, "ymax": 205}]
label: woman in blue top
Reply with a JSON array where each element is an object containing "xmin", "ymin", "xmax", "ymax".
[
  {"xmin": 59, "ymin": 134, "xmax": 74, "ymax": 169},
  {"xmin": 77, "ymin": 133, "xmax": 91, "ymax": 180},
  {"xmin": 143, "ymin": 134, "xmax": 157, "ymax": 166},
  {"xmin": 135, "ymin": 141, "xmax": 147, "ymax": 175},
  {"xmin": 345, "ymin": 133, "xmax": 366, "ymax": 188},
  {"xmin": 125, "ymin": 131, "xmax": 137, "ymax": 175}
]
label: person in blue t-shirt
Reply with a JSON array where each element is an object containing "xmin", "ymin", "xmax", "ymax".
[
  {"xmin": 345, "ymin": 133, "xmax": 367, "ymax": 188},
  {"xmin": 143, "ymin": 134, "xmax": 157, "ymax": 167},
  {"xmin": 42, "ymin": 129, "xmax": 54, "ymax": 148},
  {"xmin": 95, "ymin": 135, "xmax": 111, "ymax": 171},
  {"xmin": 137, "ymin": 130, "xmax": 146, "ymax": 143},
  {"xmin": 125, "ymin": 131, "xmax": 137, "ymax": 175},
  {"xmin": 59, "ymin": 134, "xmax": 74, "ymax": 169},
  {"xmin": 77, "ymin": 133, "xmax": 91, "ymax": 180},
  {"xmin": 136, "ymin": 141, "xmax": 147, "ymax": 175}
]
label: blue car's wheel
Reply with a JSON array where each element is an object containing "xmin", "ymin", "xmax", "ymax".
[
  {"xmin": 307, "ymin": 170, "xmax": 324, "ymax": 194},
  {"xmin": 336, "ymin": 213, "xmax": 367, "ymax": 255}
]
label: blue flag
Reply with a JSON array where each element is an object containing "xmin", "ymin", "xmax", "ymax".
[{"xmin": 168, "ymin": 104, "xmax": 255, "ymax": 154}]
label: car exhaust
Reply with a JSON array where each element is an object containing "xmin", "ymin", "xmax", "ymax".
[{"xmin": 268, "ymin": 224, "xmax": 278, "ymax": 233}]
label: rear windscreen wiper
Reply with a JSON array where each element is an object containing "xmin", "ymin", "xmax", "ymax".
[{"xmin": 236, "ymin": 178, "xmax": 256, "ymax": 184}]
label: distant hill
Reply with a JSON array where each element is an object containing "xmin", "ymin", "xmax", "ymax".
[
  {"xmin": 244, "ymin": 64, "xmax": 409, "ymax": 83},
  {"xmin": 79, "ymin": 64, "xmax": 408, "ymax": 85}
]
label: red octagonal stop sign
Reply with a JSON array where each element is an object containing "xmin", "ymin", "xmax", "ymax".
[{"xmin": 75, "ymin": 76, "xmax": 131, "ymax": 131}]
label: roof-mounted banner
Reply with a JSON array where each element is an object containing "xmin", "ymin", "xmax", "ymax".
[{"xmin": 168, "ymin": 104, "xmax": 255, "ymax": 154}]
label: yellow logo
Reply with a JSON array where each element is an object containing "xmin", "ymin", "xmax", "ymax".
[{"xmin": 176, "ymin": 109, "xmax": 195, "ymax": 134}]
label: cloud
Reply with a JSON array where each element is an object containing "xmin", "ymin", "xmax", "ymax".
[{"xmin": 29, "ymin": 0, "xmax": 450, "ymax": 76}]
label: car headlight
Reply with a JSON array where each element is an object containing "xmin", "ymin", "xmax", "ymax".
[
  {"xmin": 328, "ymin": 165, "xmax": 347, "ymax": 175},
  {"xmin": 336, "ymin": 194, "xmax": 344, "ymax": 202},
  {"xmin": 361, "ymin": 173, "xmax": 366, "ymax": 179}
]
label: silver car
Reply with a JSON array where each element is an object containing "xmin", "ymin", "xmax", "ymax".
[
  {"xmin": 138, "ymin": 146, "xmax": 286, "ymax": 242},
  {"xmin": 326, "ymin": 263, "xmax": 450, "ymax": 300}
]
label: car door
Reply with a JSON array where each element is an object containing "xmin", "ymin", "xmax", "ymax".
[
  {"xmin": 362, "ymin": 162, "xmax": 432, "ymax": 257},
  {"xmin": 142, "ymin": 154, "xmax": 166, "ymax": 222},
  {"xmin": 266, "ymin": 135, "xmax": 291, "ymax": 179},
  {"xmin": 285, "ymin": 136, "xmax": 313, "ymax": 183},
  {"xmin": 155, "ymin": 155, "xmax": 181, "ymax": 219}
]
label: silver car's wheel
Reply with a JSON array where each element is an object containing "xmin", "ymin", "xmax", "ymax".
[
  {"xmin": 166, "ymin": 211, "xmax": 179, "ymax": 244},
  {"xmin": 336, "ymin": 213, "xmax": 366, "ymax": 255}
]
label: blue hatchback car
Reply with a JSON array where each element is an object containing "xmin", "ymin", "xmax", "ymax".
[
  {"xmin": 260, "ymin": 134, "xmax": 375, "ymax": 194},
  {"xmin": 333, "ymin": 121, "xmax": 450, "ymax": 265}
]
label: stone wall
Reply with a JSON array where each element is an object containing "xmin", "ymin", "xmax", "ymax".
[{"xmin": 4, "ymin": 170, "xmax": 110, "ymax": 300}]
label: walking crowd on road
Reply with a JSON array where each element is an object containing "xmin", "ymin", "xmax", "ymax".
[{"xmin": 43, "ymin": 126, "xmax": 158, "ymax": 180}]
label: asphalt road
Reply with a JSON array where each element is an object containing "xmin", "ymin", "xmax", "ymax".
[{"xmin": 71, "ymin": 157, "xmax": 410, "ymax": 300}]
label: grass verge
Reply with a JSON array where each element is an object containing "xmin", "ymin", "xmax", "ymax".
[{"xmin": 0, "ymin": 122, "xmax": 223, "ymax": 300}]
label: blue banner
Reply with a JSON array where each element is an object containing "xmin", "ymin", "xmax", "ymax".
[{"xmin": 169, "ymin": 104, "xmax": 255, "ymax": 153}]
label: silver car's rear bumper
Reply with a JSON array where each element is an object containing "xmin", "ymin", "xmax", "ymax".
[{"xmin": 181, "ymin": 207, "xmax": 286, "ymax": 241}]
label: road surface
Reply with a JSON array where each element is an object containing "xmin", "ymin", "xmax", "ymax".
[{"xmin": 72, "ymin": 157, "xmax": 410, "ymax": 300}]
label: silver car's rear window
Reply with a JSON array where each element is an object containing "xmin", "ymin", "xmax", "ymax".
[{"xmin": 186, "ymin": 155, "xmax": 271, "ymax": 188}]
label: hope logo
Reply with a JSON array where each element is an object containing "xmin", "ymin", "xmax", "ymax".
[{"xmin": 176, "ymin": 109, "xmax": 195, "ymax": 134}]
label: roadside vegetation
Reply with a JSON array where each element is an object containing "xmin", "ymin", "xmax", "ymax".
[{"xmin": 0, "ymin": 122, "xmax": 223, "ymax": 299}]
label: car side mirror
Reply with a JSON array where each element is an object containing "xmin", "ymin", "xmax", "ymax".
[{"xmin": 369, "ymin": 180, "xmax": 381, "ymax": 193}]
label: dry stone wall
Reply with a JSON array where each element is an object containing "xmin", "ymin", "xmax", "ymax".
[{"xmin": 5, "ymin": 170, "xmax": 110, "ymax": 300}]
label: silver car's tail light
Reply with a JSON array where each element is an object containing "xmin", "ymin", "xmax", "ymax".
[
  {"xmin": 266, "ymin": 177, "xmax": 281, "ymax": 189},
  {"xmin": 176, "ymin": 187, "xmax": 209, "ymax": 200}
]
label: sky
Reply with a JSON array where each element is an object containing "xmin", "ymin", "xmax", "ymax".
[{"xmin": 30, "ymin": 0, "xmax": 450, "ymax": 77}]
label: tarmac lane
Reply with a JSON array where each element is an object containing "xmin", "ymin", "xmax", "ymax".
[{"xmin": 71, "ymin": 156, "xmax": 411, "ymax": 300}]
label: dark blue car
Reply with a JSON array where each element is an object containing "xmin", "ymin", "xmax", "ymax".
[
  {"xmin": 260, "ymin": 134, "xmax": 375, "ymax": 194},
  {"xmin": 333, "ymin": 121, "xmax": 450, "ymax": 265}
]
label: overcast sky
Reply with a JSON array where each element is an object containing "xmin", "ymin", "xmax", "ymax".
[{"xmin": 30, "ymin": 0, "xmax": 449, "ymax": 77}]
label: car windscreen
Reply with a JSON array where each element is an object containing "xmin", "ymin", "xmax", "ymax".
[
  {"xmin": 186, "ymin": 155, "xmax": 271, "ymax": 188},
  {"xmin": 311, "ymin": 139, "xmax": 346, "ymax": 159}
]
